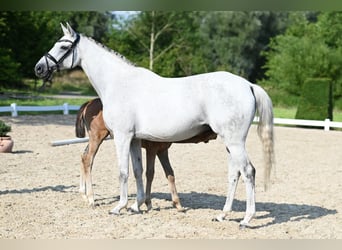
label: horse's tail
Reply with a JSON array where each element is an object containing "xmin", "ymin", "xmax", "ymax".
[
  {"xmin": 251, "ymin": 83, "xmax": 275, "ymax": 191},
  {"xmin": 75, "ymin": 101, "xmax": 90, "ymax": 138}
]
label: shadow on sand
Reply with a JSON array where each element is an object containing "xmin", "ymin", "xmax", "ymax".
[
  {"xmin": 151, "ymin": 191, "xmax": 337, "ymax": 229},
  {"xmin": 1, "ymin": 185, "xmax": 336, "ymax": 229},
  {"xmin": 0, "ymin": 184, "xmax": 76, "ymax": 195}
]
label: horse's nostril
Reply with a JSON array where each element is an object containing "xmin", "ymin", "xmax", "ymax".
[{"xmin": 35, "ymin": 64, "xmax": 44, "ymax": 75}]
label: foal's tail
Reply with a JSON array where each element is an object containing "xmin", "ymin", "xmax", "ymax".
[
  {"xmin": 251, "ymin": 84, "xmax": 275, "ymax": 191},
  {"xmin": 75, "ymin": 101, "xmax": 90, "ymax": 138}
]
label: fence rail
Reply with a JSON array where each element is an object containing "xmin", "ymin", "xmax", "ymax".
[
  {"xmin": 0, "ymin": 103, "xmax": 80, "ymax": 116},
  {"xmin": 1, "ymin": 103, "xmax": 342, "ymax": 131}
]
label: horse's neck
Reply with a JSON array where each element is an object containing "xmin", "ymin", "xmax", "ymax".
[{"xmin": 78, "ymin": 36, "xmax": 133, "ymax": 100}]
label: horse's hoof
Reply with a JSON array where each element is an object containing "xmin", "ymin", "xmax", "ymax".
[
  {"xmin": 212, "ymin": 217, "xmax": 223, "ymax": 222},
  {"xmin": 239, "ymin": 223, "xmax": 249, "ymax": 230},
  {"xmin": 213, "ymin": 214, "xmax": 225, "ymax": 222},
  {"xmin": 177, "ymin": 207, "xmax": 186, "ymax": 213},
  {"xmin": 145, "ymin": 203, "xmax": 153, "ymax": 212},
  {"xmin": 88, "ymin": 199, "xmax": 95, "ymax": 208},
  {"xmin": 129, "ymin": 202, "xmax": 142, "ymax": 213},
  {"xmin": 127, "ymin": 207, "xmax": 142, "ymax": 214},
  {"xmin": 108, "ymin": 209, "xmax": 120, "ymax": 215},
  {"xmin": 81, "ymin": 194, "xmax": 88, "ymax": 201}
]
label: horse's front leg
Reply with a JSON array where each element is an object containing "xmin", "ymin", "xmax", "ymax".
[
  {"xmin": 109, "ymin": 133, "xmax": 132, "ymax": 215},
  {"xmin": 129, "ymin": 138, "xmax": 145, "ymax": 213}
]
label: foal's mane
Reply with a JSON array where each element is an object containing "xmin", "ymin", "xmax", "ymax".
[{"xmin": 82, "ymin": 34, "xmax": 135, "ymax": 66}]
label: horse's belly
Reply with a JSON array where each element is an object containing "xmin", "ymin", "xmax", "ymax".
[{"xmin": 135, "ymin": 124, "xmax": 207, "ymax": 142}]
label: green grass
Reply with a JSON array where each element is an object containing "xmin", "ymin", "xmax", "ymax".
[
  {"xmin": 273, "ymin": 107, "xmax": 297, "ymax": 119},
  {"xmin": 334, "ymin": 111, "xmax": 342, "ymax": 122},
  {"xmin": 274, "ymin": 106, "xmax": 342, "ymax": 122},
  {"xmin": 0, "ymin": 97, "xmax": 92, "ymax": 107}
]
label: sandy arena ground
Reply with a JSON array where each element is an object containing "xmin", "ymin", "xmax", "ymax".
[{"xmin": 0, "ymin": 114, "xmax": 341, "ymax": 239}]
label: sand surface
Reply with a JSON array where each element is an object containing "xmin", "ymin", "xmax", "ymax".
[{"xmin": 0, "ymin": 115, "xmax": 341, "ymax": 239}]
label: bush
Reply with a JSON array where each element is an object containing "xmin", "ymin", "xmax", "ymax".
[
  {"xmin": 0, "ymin": 48, "xmax": 22, "ymax": 88},
  {"xmin": 295, "ymin": 78, "xmax": 333, "ymax": 120},
  {"xmin": 0, "ymin": 120, "xmax": 11, "ymax": 137}
]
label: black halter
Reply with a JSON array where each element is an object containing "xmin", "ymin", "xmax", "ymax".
[{"xmin": 43, "ymin": 33, "xmax": 80, "ymax": 81}]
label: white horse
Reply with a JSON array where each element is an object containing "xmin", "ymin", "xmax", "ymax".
[{"xmin": 35, "ymin": 23, "xmax": 274, "ymax": 227}]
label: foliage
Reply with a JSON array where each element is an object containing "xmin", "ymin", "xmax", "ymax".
[
  {"xmin": 0, "ymin": 120, "xmax": 11, "ymax": 136},
  {"xmin": 295, "ymin": 78, "xmax": 333, "ymax": 120},
  {"xmin": 0, "ymin": 11, "xmax": 111, "ymax": 88},
  {"xmin": 261, "ymin": 12, "xmax": 342, "ymax": 100},
  {"xmin": 106, "ymin": 11, "xmax": 289, "ymax": 81},
  {"xmin": 0, "ymin": 48, "xmax": 21, "ymax": 88},
  {"xmin": 2, "ymin": 10, "xmax": 341, "ymax": 113},
  {"xmin": 107, "ymin": 11, "xmax": 207, "ymax": 77},
  {"xmin": 199, "ymin": 11, "xmax": 289, "ymax": 81}
]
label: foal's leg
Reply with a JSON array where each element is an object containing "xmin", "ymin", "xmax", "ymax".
[
  {"xmin": 81, "ymin": 130, "xmax": 108, "ymax": 207},
  {"xmin": 145, "ymin": 148, "xmax": 157, "ymax": 211},
  {"xmin": 79, "ymin": 144, "xmax": 89, "ymax": 195},
  {"xmin": 216, "ymin": 143, "xmax": 256, "ymax": 228},
  {"xmin": 157, "ymin": 149, "xmax": 184, "ymax": 211}
]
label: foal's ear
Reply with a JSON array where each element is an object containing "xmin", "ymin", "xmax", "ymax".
[
  {"xmin": 66, "ymin": 22, "xmax": 76, "ymax": 37},
  {"xmin": 60, "ymin": 23, "xmax": 69, "ymax": 35}
]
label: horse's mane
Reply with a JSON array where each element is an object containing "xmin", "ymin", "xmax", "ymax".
[{"xmin": 82, "ymin": 35, "xmax": 135, "ymax": 66}]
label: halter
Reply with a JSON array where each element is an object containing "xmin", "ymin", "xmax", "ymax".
[{"xmin": 43, "ymin": 33, "xmax": 80, "ymax": 81}]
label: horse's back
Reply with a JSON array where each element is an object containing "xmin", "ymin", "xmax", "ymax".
[{"xmin": 131, "ymin": 71, "xmax": 255, "ymax": 141}]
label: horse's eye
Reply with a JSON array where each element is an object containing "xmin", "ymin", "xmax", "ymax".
[{"xmin": 61, "ymin": 45, "xmax": 69, "ymax": 50}]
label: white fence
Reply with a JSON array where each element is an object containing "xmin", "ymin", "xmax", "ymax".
[
  {"xmin": 0, "ymin": 103, "xmax": 80, "ymax": 116},
  {"xmin": 1, "ymin": 103, "xmax": 342, "ymax": 131}
]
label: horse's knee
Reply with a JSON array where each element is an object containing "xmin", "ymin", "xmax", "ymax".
[
  {"xmin": 146, "ymin": 166, "xmax": 154, "ymax": 180},
  {"xmin": 246, "ymin": 163, "xmax": 256, "ymax": 181},
  {"xmin": 133, "ymin": 165, "xmax": 143, "ymax": 179},
  {"xmin": 119, "ymin": 172, "xmax": 129, "ymax": 182}
]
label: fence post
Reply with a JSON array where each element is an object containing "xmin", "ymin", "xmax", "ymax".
[
  {"xmin": 63, "ymin": 103, "xmax": 69, "ymax": 115},
  {"xmin": 10, "ymin": 103, "xmax": 18, "ymax": 117},
  {"xmin": 324, "ymin": 118, "xmax": 330, "ymax": 131}
]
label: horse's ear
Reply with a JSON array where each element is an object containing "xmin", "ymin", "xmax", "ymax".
[
  {"xmin": 66, "ymin": 22, "xmax": 76, "ymax": 37},
  {"xmin": 60, "ymin": 23, "xmax": 69, "ymax": 35}
]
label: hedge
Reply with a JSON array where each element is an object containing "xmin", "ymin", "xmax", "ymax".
[{"xmin": 295, "ymin": 78, "xmax": 333, "ymax": 121}]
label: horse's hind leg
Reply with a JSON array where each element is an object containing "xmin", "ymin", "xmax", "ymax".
[
  {"xmin": 240, "ymin": 161, "xmax": 256, "ymax": 227},
  {"xmin": 157, "ymin": 149, "xmax": 184, "ymax": 211},
  {"xmin": 145, "ymin": 148, "xmax": 156, "ymax": 211},
  {"xmin": 216, "ymin": 143, "xmax": 256, "ymax": 227}
]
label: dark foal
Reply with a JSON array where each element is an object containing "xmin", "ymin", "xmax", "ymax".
[{"xmin": 76, "ymin": 98, "xmax": 216, "ymax": 211}]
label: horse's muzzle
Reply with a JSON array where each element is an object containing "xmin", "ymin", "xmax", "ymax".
[
  {"xmin": 34, "ymin": 63, "xmax": 46, "ymax": 77},
  {"xmin": 34, "ymin": 62, "xmax": 52, "ymax": 81}
]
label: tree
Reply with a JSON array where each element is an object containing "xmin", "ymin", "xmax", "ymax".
[
  {"xmin": 106, "ymin": 11, "xmax": 206, "ymax": 77},
  {"xmin": 0, "ymin": 11, "xmax": 112, "ymax": 88},
  {"xmin": 199, "ymin": 11, "xmax": 289, "ymax": 82},
  {"xmin": 106, "ymin": 11, "xmax": 291, "ymax": 80},
  {"xmin": 0, "ymin": 14, "xmax": 21, "ymax": 87},
  {"xmin": 0, "ymin": 48, "xmax": 21, "ymax": 88},
  {"xmin": 261, "ymin": 11, "xmax": 342, "ymax": 99}
]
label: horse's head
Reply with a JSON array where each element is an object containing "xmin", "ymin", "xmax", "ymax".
[{"xmin": 34, "ymin": 23, "xmax": 81, "ymax": 81}]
